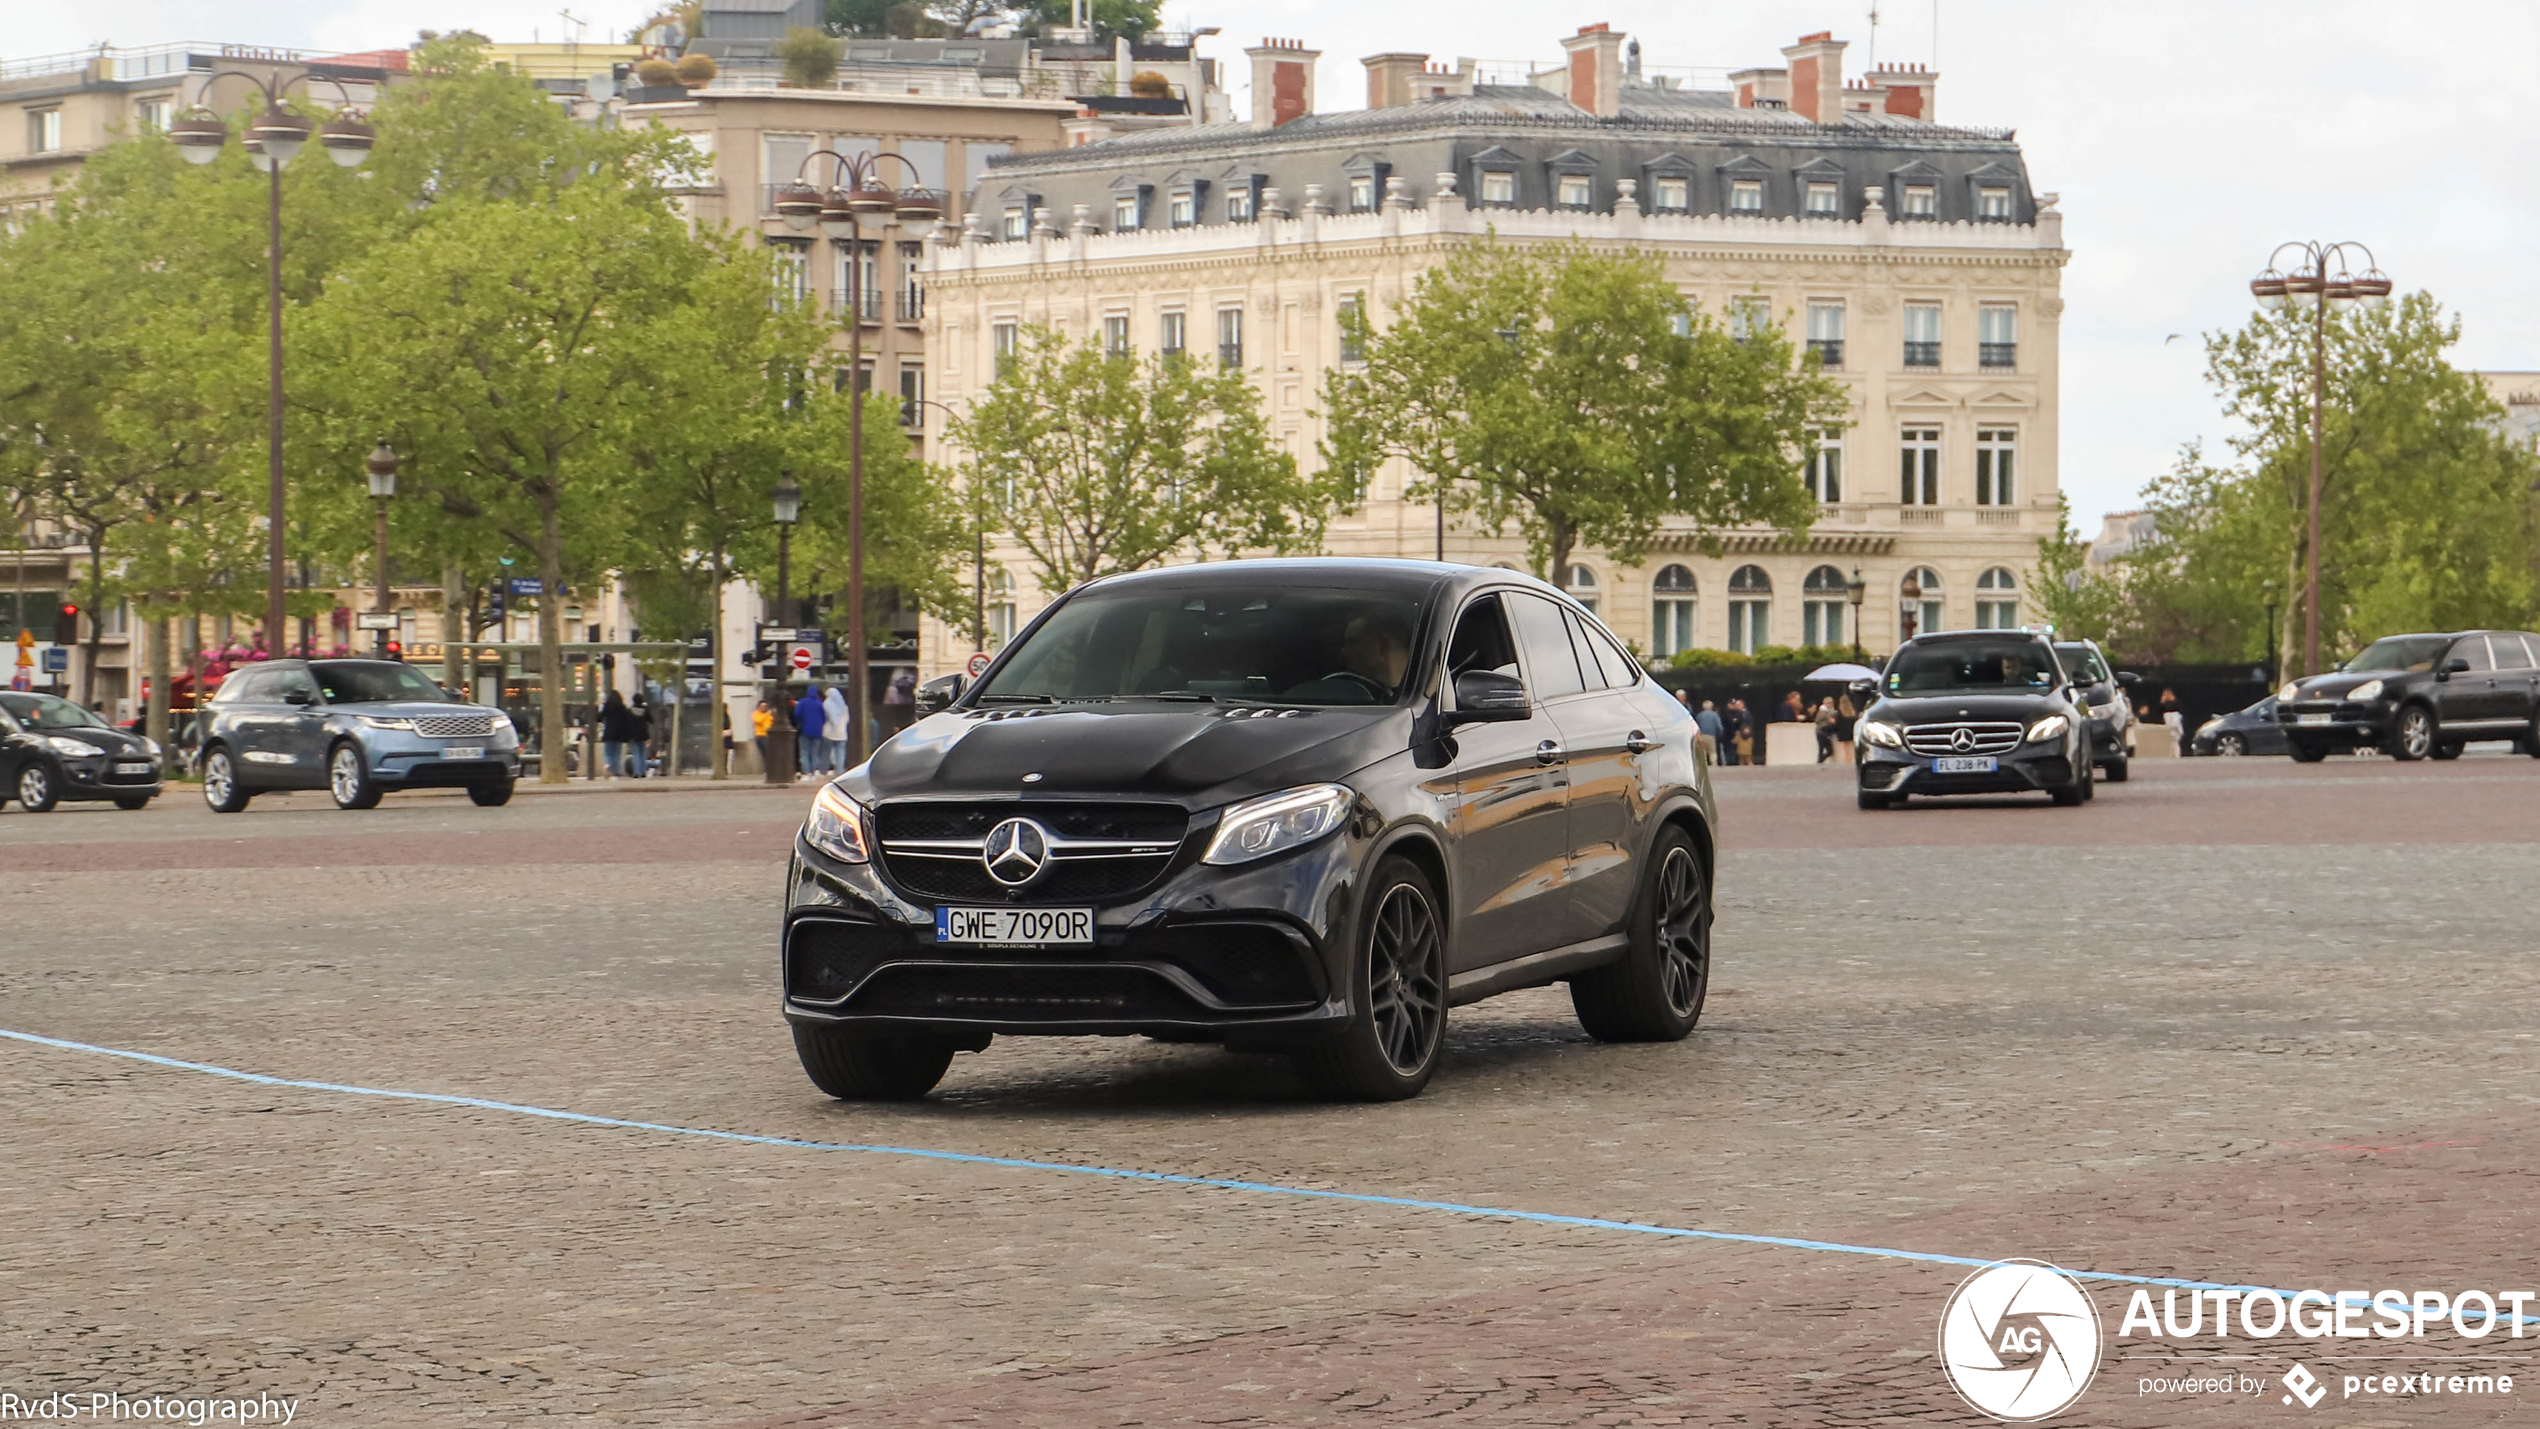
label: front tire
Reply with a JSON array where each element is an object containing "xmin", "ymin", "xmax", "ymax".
[
  {"xmin": 468, "ymin": 779, "xmax": 515, "ymax": 807},
  {"xmin": 1292, "ymin": 857, "xmax": 1446, "ymax": 1102},
  {"xmin": 2523, "ymin": 713, "xmax": 2540, "ymax": 758},
  {"xmin": 1857, "ymin": 789, "xmax": 1894, "ymax": 810},
  {"xmin": 2288, "ymin": 740, "xmax": 2329, "ymax": 763},
  {"xmin": 791, "ymin": 1024, "xmax": 961, "ymax": 1100},
  {"xmin": 2389, "ymin": 705, "xmax": 2435, "ymax": 761},
  {"xmin": 328, "ymin": 741, "xmax": 383, "ymax": 810},
  {"xmin": 114, "ymin": 795, "xmax": 151, "ymax": 810},
  {"xmin": 2214, "ymin": 734, "xmax": 2246, "ymax": 757},
  {"xmin": 2103, "ymin": 756, "xmax": 2131, "ymax": 780},
  {"xmin": 1570, "ymin": 827, "xmax": 1710, "ymax": 1043},
  {"xmin": 201, "ymin": 746, "xmax": 252, "ymax": 813},
  {"xmin": 2432, "ymin": 739, "xmax": 2464, "ymax": 760},
  {"xmin": 16, "ymin": 762, "xmax": 59, "ymax": 813}
]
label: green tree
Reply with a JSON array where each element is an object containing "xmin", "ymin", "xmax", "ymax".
[
  {"xmin": 1319, "ymin": 238, "xmax": 1846, "ymax": 578},
  {"xmin": 947, "ymin": 324, "xmax": 1335, "ymax": 594},
  {"xmin": 777, "ymin": 27, "xmax": 845, "ymax": 86}
]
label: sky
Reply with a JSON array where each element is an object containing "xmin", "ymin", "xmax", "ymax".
[{"xmin": 17, "ymin": 1, "xmax": 2540, "ymax": 537}]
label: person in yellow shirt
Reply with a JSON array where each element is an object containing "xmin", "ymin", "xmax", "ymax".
[{"xmin": 751, "ymin": 698, "xmax": 774, "ymax": 770}]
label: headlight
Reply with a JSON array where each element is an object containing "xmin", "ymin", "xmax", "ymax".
[
  {"xmin": 489, "ymin": 711, "xmax": 515, "ymax": 733},
  {"xmin": 2025, "ymin": 714, "xmax": 2071, "ymax": 743},
  {"xmin": 356, "ymin": 714, "xmax": 417, "ymax": 731},
  {"xmin": 1203, "ymin": 783, "xmax": 1354, "ymax": 866},
  {"xmin": 2088, "ymin": 697, "xmax": 2122, "ymax": 718},
  {"xmin": 140, "ymin": 737, "xmax": 162, "ymax": 758},
  {"xmin": 43, "ymin": 735, "xmax": 102, "ymax": 757},
  {"xmin": 803, "ymin": 782, "xmax": 871, "ymax": 863},
  {"xmin": 1855, "ymin": 718, "xmax": 1904, "ymax": 749},
  {"xmin": 2198, "ymin": 717, "xmax": 2223, "ymax": 733},
  {"xmin": 2345, "ymin": 678, "xmax": 2384, "ymax": 702},
  {"xmin": 2278, "ymin": 681, "xmax": 2300, "ymax": 702}
]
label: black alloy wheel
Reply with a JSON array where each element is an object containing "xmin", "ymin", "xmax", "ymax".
[
  {"xmin": 791, "ymin": 1024, "xmax": 964, "ymax": 1101},
  {"xmin": 201, "ymin": 746, "xmax": 252, "ymax": 812},
  {"xmin": 2103, "ymin": 756, "xmax": 2131, "ymax": 781},
  {"xmin": 1293, "ymin": 857, "xmax": 1446, "ymax": 1101},
  {"xmin": 114, "ymin": 795, "xmax": 151, "ymax": 810},
  {"xmin": 2214, "ymin": 733, "xmax": 2246, "ymax": 757},
  {"xmin": 16, "ymin": 762, "xmax": 59, "ymax": 813},
  {"xmin": 469, "ymin": 779, "xmax": 516, "ymax": 807},
  {"xmin": 2390, "ymin": 705, "xmax": 2435, "ymax": 761},
  {"xmin": 1572, "ymin": 827, "xmax": 1710, "ymax": 1043}
]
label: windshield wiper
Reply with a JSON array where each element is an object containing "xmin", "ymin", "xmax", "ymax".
[
  {"xmin": 1143, "ymin": 691, "xmax": 1218, "ymax": 703},
  {"xmin": 975, "ymin": 693, "xmax": 1053, "ymax": 705}
]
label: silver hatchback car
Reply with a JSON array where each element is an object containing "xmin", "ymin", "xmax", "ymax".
[{"xmin": 198, "ymin": 659, "xmax": 521, "ymax": 812}]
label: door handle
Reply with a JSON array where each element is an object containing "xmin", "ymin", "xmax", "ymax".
[
  {"xmin": 1623, "ymin": 731, "xmax": 1657, "ymax": 754},
  {"xmin": 1534, "ymin": 739, "xmax": 1564, "ymax": 765}
]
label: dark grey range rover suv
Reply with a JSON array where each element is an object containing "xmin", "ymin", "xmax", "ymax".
[{"xmin": 780, "ymin": 560, "xmax": 1716, "ymax": 1102}]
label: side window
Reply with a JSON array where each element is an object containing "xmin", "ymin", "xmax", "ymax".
[
  {"xmin": 218, "ymin": 670, "xmax": 266, "ymax": 704},
  {"xmin": 2454, "ymin": 638, "xmax": 2495, "ymax": 672},
  {"xmin": 1508, "ymin": 593, "xmax": 1586, "ymax": 698},
  {"xmin": 2486, "ymin": 635, "xmax": 2533, "ymax": 671},
  {"xmin": 1565, "ymin": 610, "xmax": 1609, "ymax": 689},
  {"xmin": 272, "ymin": 668, "xmax": 321, "ymax": 702},
  {"xmin": 1576, "ymin": 615, "xmax": 1641, "ymax": 688},
  {"xmin": 1445, "ymin": 594, "xmax": 1519, "ymax": 680}
]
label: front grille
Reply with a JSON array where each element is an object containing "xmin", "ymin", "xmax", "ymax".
[
  {"xmin": 881, "ymin": 855, "xmax": 1172, "ymax": 905},
  {"xmin": 851, "ymin": 963, "xmax": 1200, "ymax": 1022},
  {"xmin": 875, "ymin": 801, "xmax": 1187, "ymax": 843},
  {"xmin": 414, "ymin": 713, "xmax": 495, "ymax": 738},
  {"xmin": 1903, "ymin": 721, "xmax": 2024, "ymax": 756},
  {"xmin": 875, "ymin": 800, "xmax": 1190, "ymax": 905}
]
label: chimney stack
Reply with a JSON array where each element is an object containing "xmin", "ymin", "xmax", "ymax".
[
  {"xmin": 1362, "ymin": 51, "xmax": 1429, "ymax": 109},
  {"xmin": 1778, "ymin": 31, "xmax": 1846, "ymax": 125},
  {"xmin": 1246, "ymin": 38, "xmax": 1321, "ymax": 129},
  {"xmin": 1559, "ymin": 23, "xmax": 1626, "ymax": 119},
  {"xmin": 1863, "ymin": 62, "xmax": 1936, "ymax": 122},
  {"xmin": 1728, "ymin": 66, "xmax": 1788, "ymax": 109}
]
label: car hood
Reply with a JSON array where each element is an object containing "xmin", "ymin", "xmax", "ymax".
[
  {"xmin": 331, "ymin": 701, "xmax": 497, "ymax": 722},
  {"xmin": 1867, "ymin": 693, "xmax": 2075, "ymax": 726},
  {"xmin": 855, "ymin": 702, "xmax": 1407, "ymax": 806},
  {"xmin": 2286, "ymin": 673, "xmax": 2393, "ymax": 700},
  {"xmin": 36, "ymin": 726, "xmax": 149, "ymax": 756}
]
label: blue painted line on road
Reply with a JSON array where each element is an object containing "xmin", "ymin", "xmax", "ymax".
[{"xmin": 7, "ymin": 1024, "xmax": 2528, "ymax": 1325}]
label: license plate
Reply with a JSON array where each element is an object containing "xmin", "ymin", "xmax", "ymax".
[
  {"xmin": 115, "ymin": 761, "xmax": 152, "ymax": 775},
  {"xmin": 2296, "ymin": 713, "xmax": 2331, "ymax": 726},
  {"xmin": 936, "ymin": 906, "xmax": 1095, "ymax": 945},
  {"xmin": 442, "ymin": 745, "xmax": 484, "ymax": 759},
  {"xmin": 1932, "ymin": 756, "xmax": 1997, "ymax": 774}
]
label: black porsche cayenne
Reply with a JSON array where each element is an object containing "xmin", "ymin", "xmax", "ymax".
[{"xmin": 779, "ymin": 559, "xmax": 1717, "ymax": 1102}]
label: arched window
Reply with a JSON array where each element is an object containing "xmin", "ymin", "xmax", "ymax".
[
  {"xmin": 986, "ymin": 568, "xmax": 1017, "ymax": 649},
  {"xmin": 1975, "ymin": 567, "xmax": 2020, "ymax": 629},
  {"xmin": 1727, "ymin": 564, "xmax": 1771, "ymax": 654},
  {"xmin": 1801, "ymin": 565, "xmax": 1848, "ymax": 648},
  {"xmin": 1561, "ymin": 563, "xmax": 1599, "ymax": 614},
  {"xmin": 1650, "ymin": 564, "xmax": 1696, "ymax": 659},
  {"xmin": 1900, "ymin": 566, "xmax": 1943, "ymax": 641}
]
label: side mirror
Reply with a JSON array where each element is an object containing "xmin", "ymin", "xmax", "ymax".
[
  {"xmin": 915, "ymin": 673, "xmax": 966, "ymax": 714},
  {"xmin": 282, "ymin": 688, "xmax": 314, "ymax": 707},
  {"xmin": 2441, "ymin": 657, "xmax": 2471, "ymax": 677},
  {"xmin": 2117, "ymin": 671, "xmax": 2141, "ymax": 688},
  {"xmin": 1444, "ymin": 669, "xmax": 1530, "ymax": 725},
  {"xmin": 1848, "ymin": 678, "xmax": 1877, "ymax": 698}
]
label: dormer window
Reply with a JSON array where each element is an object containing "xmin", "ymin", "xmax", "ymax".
[
  {"xmin": 1977, "ymin": 186, "xmax": 2012, "ymax": 219},
  {"xmin": 1653, "ymin": 176, "xmax": 1688, "ymax": 211},
  {"xmin": 1348, "ymin": 174, "xmax": 1375, "ymax": 211},
  {"xmin": 1168, "ymin": 189, "xmax": 1195, "ymax": 225},
  {"xmin": 1226, "ymin": 185, "xmax": 1254, "ymax": 221},
  {"xmin": 1001, "ymin": 205, "xmax": 1027, "ymax": 239},
  {"xmin": 1557, "ymin": 174, "xmax": 1592, "ymax": 209},
  {"xmin": 1805, "ymin": 182, "xmax": 1839, "ymax": 216},
  {"xmin": 1114, "ymin": 193, "xmax": 1140, "ymax": 229},
  {"xmin": 1729, "ymin": 179, "xmax": 1763, "ymax": 213},
  {"xmin": 1479, "ymin": 170, "xmax": 1515, "ymax": 205},
  {"xmin": 1900, "ymin": 184, "xmax": 1935, "ymax": 217}
]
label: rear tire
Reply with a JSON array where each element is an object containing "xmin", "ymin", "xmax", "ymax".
[
  {"xmin": 2432, "ymin": 740, "xmax": 2464, "ymax": 761},
  {"xmin": 2288, "ymin": 741, "xmax": 2329, "ymax": 763},
  {"xmin": 328, "ymin": 741, "xmax": 382, "ymax": 810},
  {"xmin": 1570, "ymin": 827, "xmax": 1709, "ymax": 1043},
  {"xmin": 791, "ymin": 1024, "xmax": 961, "ymax": 1100},
  {"xmin": 201, "ymin": 746, "xmax": 252, "ymax": 813},
  {"xmin": 1292, "ymin": 857, "xmax": 1446, "ymax": 1102},
  {"xmin": 2388, "ymin": 705, "xmax": 2435, "ymax": 761},
  {"xmin": 16, "ymin": 762, "xmax": 59, "ymax": 813},
  {"xmin": 2102, "ymin": 756, "xmax": 2131, "ymax": 781},
  {"xmin": 468, "ymin": 779, "xmax": 515, "ymax": 807},
  {"xmin": 2523, "ymin": 713, "xmax": 2540, "ymax": 758}
]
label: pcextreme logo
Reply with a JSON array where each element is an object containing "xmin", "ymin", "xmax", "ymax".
[{"xmin": 1937, "ymin": 1260, "xmax": 2105, "ymax": 1421}]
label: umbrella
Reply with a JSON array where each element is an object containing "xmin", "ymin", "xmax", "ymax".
[{"xmin": 1803, "ymin": 662, "xmax": 1881, "ymax": 682}]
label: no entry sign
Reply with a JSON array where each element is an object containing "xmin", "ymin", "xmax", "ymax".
[{"xmin": 790, "ymin": 646, "xmax": 815, "ymax": 672}]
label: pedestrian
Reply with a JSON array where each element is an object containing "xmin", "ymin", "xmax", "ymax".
[
  {"xmin": 1693, "ymin": 699, "xmax": 1723, "ymax": 765},
  {"xmin": 793, "ymin": 684, "xmax": 828, "ymax": 779},
  {"xmin": 1721, "ymin": 698, "xmax": 1749, "ymax": 766},
  {"xmin": 2159, "ymin": 687, "xmax": 2185, "ymax": 753},
  {"xmin": 884, "ymin": 667, "xmax": 917, "ymax": 735},
  {"xmin": 822, "ymin": 682, "xmax": 850, "ymax": 771},
  {"xmin": 1673, "ymin": 687, "xmax": 1693, "ymax": 712},
  {"xmin": 1814, "ymin": 696, "xmax": 1837, "ymax": 763},
  {"xmin": 1834, "ymin": 693, "xmax": 1858, "ymax": 765},
  {"xmin": 1779, "ymin": 689, "xmax": 1804, "ymax": 724},
  {"xmin": 598, "ymin": 690, "xmax": 636, "ymax": 779},
  {"xmin": 751, "ymin": 698, "xmax": 774, "ymax": 771},
  {"xmin": 626, "ymin": 691, "xmax": 652, "ymax": 778}
]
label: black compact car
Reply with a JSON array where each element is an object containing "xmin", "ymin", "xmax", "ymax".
[
  {"xmin": 2051, "ymin": 638, "xmax": 2140, "ymax": 781},
  {"xmin": 197, "ymin": 658, "xmax": 521, "ymax": 810},
  {"xmin": 779, "ymin": 560, "xmax": 1715, "ymax": 1103},
  {"xmin": 2276, "ymin": 630, "xmax": 2540, "ymax": 762},
  {"xmin": 2190, "ymin": 697, "xmax": 2289, "ymax": 757},
  {"xmin": 1852, "ymin": 629, "xmax": 2095, "ymax": 809},
  {"xmin": 0, "ymin": 690, "xmax": 163, "ymax": 812}
]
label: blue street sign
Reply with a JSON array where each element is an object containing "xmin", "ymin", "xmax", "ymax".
[
  {"xmin": 40, "ymin": 647, "xmax": 68, "ymax": 673},
  {"xmin": 507, "ymin": 577, "xmax": 544, "ymax": 596}
]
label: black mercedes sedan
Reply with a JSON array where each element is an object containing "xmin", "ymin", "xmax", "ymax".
[
  {"xmin": 0, "ymin": 690, "xmax": 162, "ymax": 812},
  {"xmin": 779, "ymin": 560, "xmax": 1716, "ymax": 1103},
  {"xmin": 1852, "ymin": 629, "xmax": 2095, "ymax": 809}
]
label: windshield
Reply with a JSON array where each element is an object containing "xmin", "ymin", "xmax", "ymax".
[
  {"xmin": 0, "ymin": 691, "xmax": 109, "ymax": 730},
  {"xmin": 311, "ymin": 661, "xmax": 454, "ymax": 705},
  {"xmin": 1884, "ymin": 638, "xmax": 2061, "ymax": 694},
  {"xmin": 976, "ymin": 583, "xmax": 1424, "ymax": 706},
  {"xmin": 2052, "ymin": 644, "xmax": 2110, "ymax": 685},
  {"xmin": 2340, "ymin": 636, "xmax": 2448, "ymax": 674}
]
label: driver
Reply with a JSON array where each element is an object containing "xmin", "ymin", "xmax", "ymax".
[{"xmin": 1338, "ymin": 613, "xmax": 1410, "ymax": 693}]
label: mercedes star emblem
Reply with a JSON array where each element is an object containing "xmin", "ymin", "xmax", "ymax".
[
  {"xmin": 1950, "ymin": 727, "xmax": 1978, "ymax": 752},
  {"xmin": 982, "ymin": 817, "xmax": 1051, "ymax": 887}
]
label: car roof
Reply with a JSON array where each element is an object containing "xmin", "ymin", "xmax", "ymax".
[
  {"xmin": 1906, "ymin": 629, "xmax": 2052, "ymax": 645},
  {"xmin": 1078, "ymin": 557, "xmax": 1550, "ymax": 601}
]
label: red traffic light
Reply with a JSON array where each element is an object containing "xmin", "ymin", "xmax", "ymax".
[
  {"xmin": 54, "ymin": 603, "xmax": 79, "ymax": 643},
  {"xmin": 384, "ymin": 640, "xmax": 402, "ymax": 656}
]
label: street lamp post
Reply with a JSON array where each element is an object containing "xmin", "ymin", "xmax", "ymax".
[
  {"xmin": 1844, "ymin": 567, "xmax": 1868, "ymax": 662},
  {"xmin": 771, "ymin": 470, "xmax": 800, "ymax": 628},
  {"xmin": 774, "ymin": 149, "xmax": 945, "ymax": 769},
  {"xmin": 364, "ymin": 438, "xmax": 397, "ymax": 656},
  {"xmin": 168, "ymin": 75, "xmax": 375, "ymax": 656},
  {"xmin": 765, "ymin": 471, "xmax": 802, "ymax": 786},
  {"xmin": 2249, "ymin": 241, "xmax": 2391, "ymax": 677}
]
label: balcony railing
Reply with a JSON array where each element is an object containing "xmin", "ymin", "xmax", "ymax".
[
  {"xmin": 829, "ymin": 288, "xmax": 883, "ymax": 322},
  {"xmin": 1900, "ymin": 507, "xmax": 1944, "ymax": 525},
  {"xmin": 1901, "ymin": 340, "xmax": 1940, "ymax": 368},
  {"xmin": 896, "ymin": 287, "xmax": 924, "ymax": 323},
  {"xmin": 1806, "ymin": 338, "xmax": 1843, "ymax": 369},
  {"xmin": 1979, "ymin": 342, "xmax": 2017, "ymax": 370},
  {"xmin": 1217, "ymin": 342, "xmax": 1243, "ymax": 368}
]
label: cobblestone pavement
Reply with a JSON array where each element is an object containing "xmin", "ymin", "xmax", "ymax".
[{"xmin": 2, "ymin": 757, "xmax": 2536, "ymax": 1426}]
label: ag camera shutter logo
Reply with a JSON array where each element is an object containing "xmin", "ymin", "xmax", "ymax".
[{"xmin": 1938, "ymin": 1259, "xmax": 2104, "ymax": 1421}]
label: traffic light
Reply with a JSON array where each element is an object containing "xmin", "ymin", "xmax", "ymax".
[
  {"xmin": 488, "ymin": 587, "xmax": 507, "ymax": 624},
  {"xmin": 384, "ymin": 639, "xmax": 402, "ymax": 658},
  {"xmin": 54, "ymin": 603, "xmax": 78, "ymax": 645}
]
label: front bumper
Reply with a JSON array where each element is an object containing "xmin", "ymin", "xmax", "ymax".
[
  {"xmin": 2277, "ymin": 700, "xmax": 2391, "ymax": 744},
  {"xmin": 361, "ymin": 730, "xmax": 521, "ymax": 786},
  {"xmin": 779, "ymin": 825, "xmax": 1362, "ymax": 1038},
  {"xmin": 52, "ymin": 753, "xmax": 163, "ymax": 801},
  {"xmin": 2084, "ymin": 713, "xmax": 2128, "ymax": 762},
  {"xmin": 1856, "ymin": 743, "xmax": 2077, "ymax": 797}
]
